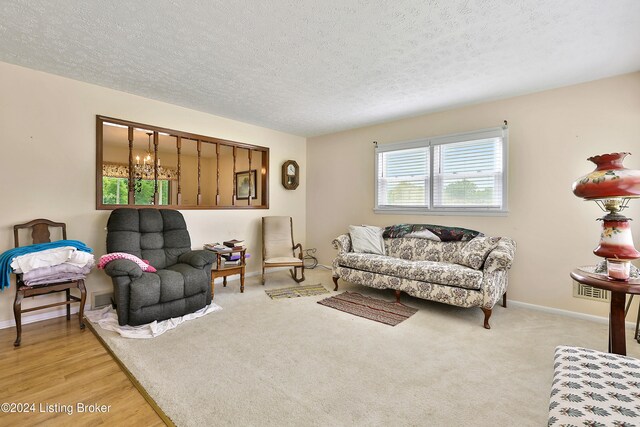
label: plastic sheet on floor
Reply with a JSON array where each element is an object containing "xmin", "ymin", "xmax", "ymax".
[{"xmin": 85, "ymin": 303, "xmax": 222, "ymax": 339}]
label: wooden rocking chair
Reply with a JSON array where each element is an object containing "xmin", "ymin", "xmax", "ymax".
[{"xmin": 261, "ymin": 216, "xmax": 305, "ymax": 285}]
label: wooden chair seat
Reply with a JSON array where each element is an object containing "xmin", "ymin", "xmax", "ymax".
[{"xmin": 264, "ymin": 256, "xmax": 303, "ymax": 265}]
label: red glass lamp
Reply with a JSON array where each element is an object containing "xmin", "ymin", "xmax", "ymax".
[{"xmin": 572, "ymin": 152, "xmax": 640, "ymax": 280}]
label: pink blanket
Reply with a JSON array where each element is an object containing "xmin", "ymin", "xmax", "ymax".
[{"xmin": 97, "ymin": 252, "xmax": 156, "ymax": 272}]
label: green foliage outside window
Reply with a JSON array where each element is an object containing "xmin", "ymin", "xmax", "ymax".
[
  {"xmin": 102, "ymin": 177, "xmax": 129, "ymax": 204},
  {"xmin": 387, "ymin": 181, "xmax": 425, "ymax": 205},
  {"xmin": 444, "ymin": 179, "xmax": 493, "ymax": 205},
  {"xmin": 103, "ymin": 177, "xmax": 170, "ymax": 205}
]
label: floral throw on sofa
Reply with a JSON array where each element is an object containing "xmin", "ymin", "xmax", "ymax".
[{"xmin": 382, "ymin": 224, "xmax": 482, "ymax": 241}]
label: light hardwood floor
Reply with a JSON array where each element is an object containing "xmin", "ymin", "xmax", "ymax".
[{"xmin": 0, "ymin": 315, "xmax": 164, "ymax": 426}]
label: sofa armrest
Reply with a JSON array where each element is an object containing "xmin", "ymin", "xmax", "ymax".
[
  {"xmin": 179, "ymin": 250, "xmax": 217, "ymax": 269},
  {"xmin": 104, "ymin": 259, "xmax": 143, "ymax": 279},
  {"xmin": 332, "ymin": 234, "xmax": 352, "ymax": 254},
  {"xmin": 483, "ymin": 238, "xmax": 516, "ymax": 273}
]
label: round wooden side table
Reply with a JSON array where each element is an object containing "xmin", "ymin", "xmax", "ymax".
[{"xmin": 570, "ymin": 268, "xmax": 640, "ymax": 355}]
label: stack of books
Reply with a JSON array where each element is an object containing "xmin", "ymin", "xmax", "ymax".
[
  {"xmin": 203, "ymin": 242, "xmax": 230, "ymax": 252},
  {"xmin": 223, "ymin": 239, "xmax": 246, "ymax": 250},
  {"xmin": 220, "ymin": 253, "xmax": 251, "ymax": 267},
  {"xmin": 204, "ymin": 240, "xmax": 249, "ymax": 268}
]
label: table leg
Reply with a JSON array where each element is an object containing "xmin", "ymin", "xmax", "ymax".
[
  {"xmin": 13, "ymin": 290, "xmax": 23, "ymax": 347},
  {"xmin": 636, "ymin": 304, "xmax": 640, "ymax": 344},
  {"xmin": 223, "ymin": 276, "xmax": 227, "ymax": 287},
  {"xmin": 78, "ymin": 280, "xmax": 86, "ymax": 330},
  {"xmin": 240, "ymin": 269, "xmax": 245, "ymax": 293},
  {"xmin": 66, "ymin": 288, "xmax": 71, "ymax": 320},
  {"xmin": 609, "ymin": 291, "xmax": 627, "ymax": 355}
]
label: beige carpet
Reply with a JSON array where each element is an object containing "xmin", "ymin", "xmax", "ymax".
[{"xmin": 90, "ymin": 269, "xmax": 640, "ymax": 427}]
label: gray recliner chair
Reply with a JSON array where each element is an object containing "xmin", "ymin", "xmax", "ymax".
[{"xmin": 104, "ymin": 208, "xmax": 216, "ymax": 326}]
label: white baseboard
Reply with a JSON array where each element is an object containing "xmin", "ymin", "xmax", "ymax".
[
  {"xmin": 1, "ymin": 270, "xmax": 284, "ymax": 330},
  {"xmin": 0, "ymin": 306, "xmax": 81, "ymax": 330},
  {"xmin": 508, "ymin": 299, "xmax": 638, "ymax": 331},
  {"xmin": 212, "ymin": 266, "xmax": 315, "ymax": 285},
  {"xmin": 5, "ymin": 282, "xmax": 634, "ymax": 334}
]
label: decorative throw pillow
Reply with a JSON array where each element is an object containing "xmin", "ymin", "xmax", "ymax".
[
  {"xmin": 97, "ymin": 252, "xmax": 157, "ymax": 272},
  {"xmin": 458, "ymin": 237, "xmax": 501, "ymax": 270},
  {"xmin": 349, "ymin": 225, "xmax": 386, "ymax": 255}
]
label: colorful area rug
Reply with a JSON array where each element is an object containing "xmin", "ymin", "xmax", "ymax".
[
  {"xmin": 265, "ymin": 284, "xmax": 329, "ymax": 299},
  {"xmin": 317, "ymin": 292, "xmax": 417, "ymax": 326}
]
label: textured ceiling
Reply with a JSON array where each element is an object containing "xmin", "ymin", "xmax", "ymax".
[{"xmin": 1, "ymin": 1, "xmax": 639, "ymax": 137}]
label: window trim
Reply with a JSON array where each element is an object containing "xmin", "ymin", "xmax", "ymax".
[{"xmin": 374, "ymin": 126, "xmax": 509, "ymax": 216}]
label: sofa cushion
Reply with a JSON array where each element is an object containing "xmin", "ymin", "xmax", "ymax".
[
  {"xmin": 107, "ymin": 208, "xmax": 192, "ymax": 270},
  {"xmin": 337, "ymin": 253, "xmax": 483, "ymax": 290},
  {"xmin": 166, "ymin": 263, "xmax": 210, "ymax": 298},
  {"xmin": 130, "ymin": 272, "xmax": 162, "ymax": 310},
  {"xmin": 458, "ymin": 236, "xmax": 501, "ymax": 269},
  {"xmin": 156, "ymin": 269, "xmax": 185, "ymax": 303},
  {"xmin": 404, "ymin": 261, "xmax": 484, "ymax": 289},
  {"xmin": 265, "ymin": 256, "xmax": 302, "ymax": 264},
  {"xmin": 384, "ymin": 238, "xmax": 466, "ymax": 264},
  {"xmin": 129, "ymin": 265, "xmax": 208, "ymax": 310},
  {"xmin": 337, "ymin": 253, "xmax": 413, "ymax": 277}
]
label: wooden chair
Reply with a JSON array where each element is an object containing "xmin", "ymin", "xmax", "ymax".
[
  {"xmin": 261, "ymin": 216, "xmax": 305, "ymax": 285},
  {"xmin": 13, "ymin": 219, "xmax": 87, "ymax": 347}
]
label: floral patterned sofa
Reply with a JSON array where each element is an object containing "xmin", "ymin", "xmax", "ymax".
[{"xmin": 331, "ymin": 225, "xmax": 516, "ymax": 329}]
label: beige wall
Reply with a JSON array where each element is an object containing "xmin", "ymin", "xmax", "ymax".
[
  {"xmin": 307, "ymin": 72, "xmax": 640, "ymax": 318},
  {"xmin": 0, "ymin": 61, "xmax": 306, "ymax": 326},
  {"xmin": 2, "ymin": 58, "xmax": 638, "ymax": 326}
]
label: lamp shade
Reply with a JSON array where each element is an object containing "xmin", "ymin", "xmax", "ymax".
[
  {"xmin": 572, "ymin": 152, "xmax": 640, "ymax": 200},
  {"xmin": 593, "ymin": 214, "xmax": 640, "ymax": 260}
]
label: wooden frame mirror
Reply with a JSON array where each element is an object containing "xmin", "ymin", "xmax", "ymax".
[{"xmin": 96, "ymin": 116, "xmax": 269, "ymax": 210}]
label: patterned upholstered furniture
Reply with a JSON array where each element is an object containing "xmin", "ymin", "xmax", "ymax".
[
  {"xmin": 104, "ymin": 208, "xmax": 216, "ymax": 326},
  {"xmin": 332, "ymin": 233, "xmax": 516, "ymax": 328},
  {"xmin": 549, "ymin": 346, "xmax": 640, "ymax": 426}
]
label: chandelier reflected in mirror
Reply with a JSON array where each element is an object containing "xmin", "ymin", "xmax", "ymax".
[{"xmin": 134, "ymin": 132, "xmax": 164, "ymax": 193}]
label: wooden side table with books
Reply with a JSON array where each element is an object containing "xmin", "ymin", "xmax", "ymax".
[{"xmin": 210, "ymin": 247, "xmax": 247, "ymax": 297}]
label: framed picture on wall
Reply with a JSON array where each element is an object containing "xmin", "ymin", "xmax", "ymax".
[{"xmin": 235, "ymin": 170, "xmax": 257, "ymax": 200}]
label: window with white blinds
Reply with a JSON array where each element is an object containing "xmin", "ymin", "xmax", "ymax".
[
  {"xmin": 376, "ymin": 147, "xmax": 429, "ymax": 207},
  {"xmin": 375, "ymin": 127, "xmax": 508, "ymax": 215}
]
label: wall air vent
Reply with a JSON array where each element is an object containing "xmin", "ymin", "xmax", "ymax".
[
  {"xmin": 573, "ymin": 281, "xmax": 610, "ymax": 302},
  {"xmin": 92, "ymin": 291, "xmax": 114, "ymax": 309}
]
